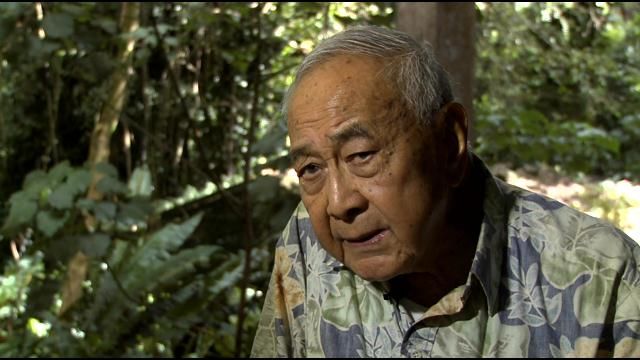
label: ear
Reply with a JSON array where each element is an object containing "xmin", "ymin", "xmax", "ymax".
[{"xmin": 434, "ymin": 102, "xmax": 469, "ymax": 187}]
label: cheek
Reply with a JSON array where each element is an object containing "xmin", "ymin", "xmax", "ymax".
[{"xmin": 372, "ymin": 159, "xmax": 435, "ymax": 230}]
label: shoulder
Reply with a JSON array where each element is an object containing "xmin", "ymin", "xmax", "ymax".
[
  {"xmin": 496, "ymin": 179, "xmax": 640, "ymax": 295},
  {"xmin": 499, "ymin": 178, "xmax": 638, "ymax": 261},
  {"xmin": 494, "ymin": 179, "xmax": 640, "ymax": 334}
]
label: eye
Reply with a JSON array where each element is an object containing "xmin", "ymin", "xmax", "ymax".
[
  {"xmin": 349, "ymin": 151, "xmax": 376, "ymax": 164},
  {"xmin": 296, "ymin": 163, "xmax": 322, "ymax": 180}
]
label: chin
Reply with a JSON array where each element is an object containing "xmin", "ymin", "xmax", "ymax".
[{"xmin": 350, "ymin": 260, "xmax": 401, "ymax": 282}]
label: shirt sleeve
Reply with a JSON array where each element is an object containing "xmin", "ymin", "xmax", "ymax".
[
  {"xmin": 612, "ymin": 237, "xmax": 640, "ymax": 357},
  {"xmin": 251, "ymin": 206, "xmax": 306, "ymax": 357},
  {"xmin": 250, "ymin": 259, "xmax": 291, "ymax": 358}
]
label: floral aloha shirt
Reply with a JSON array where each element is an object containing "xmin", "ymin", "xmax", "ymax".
[{"xmin": 251, "ymin": 157, "xmax": 640, "ymax": 358}]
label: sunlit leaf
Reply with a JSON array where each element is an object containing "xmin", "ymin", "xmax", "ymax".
[{"xmin": 128, "ymin": 165, "xmax": 153, "ymax": 197}]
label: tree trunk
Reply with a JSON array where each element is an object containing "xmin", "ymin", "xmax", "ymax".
[
  {"xmin": 396, "ymin": 2, "xmax": 477, "ymax": 141},
  {"xmin": 87, "ymin": 2, "xmax": 141, "ymax": 194},
  {"xmin": 59, "ymin": 2, "xmax": 140, "ymax": 317}
]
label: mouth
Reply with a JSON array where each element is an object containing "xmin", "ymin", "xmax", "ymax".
[{"xmin": 342, "ymin": 229, "xmax": 388, "ymax": 247}]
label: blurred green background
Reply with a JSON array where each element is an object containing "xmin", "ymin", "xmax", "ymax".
[{"xmin": 0, "ymin": 2, "xmax": 638, "ymax": 357}]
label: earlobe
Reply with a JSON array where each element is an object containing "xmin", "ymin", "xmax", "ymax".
[{"xmin": 440, "ymin": 102, "xmax": 469, "ymax": 187}]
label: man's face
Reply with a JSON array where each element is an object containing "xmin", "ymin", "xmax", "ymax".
[{"xmin": 287, "ymin": 55, "xmax": 448, "ymax": 282}]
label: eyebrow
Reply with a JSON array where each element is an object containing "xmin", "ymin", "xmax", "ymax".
[
  {"xmin": 328, "ymin": 122, "xmax": 373, "ymax": 147},
  {"xmin": 289, "ymin": 144, "xmax": 313, "ymax": 165},
  {"xmin": 289, "ymin": 122, "xmax": 373, "ymax": 165}
]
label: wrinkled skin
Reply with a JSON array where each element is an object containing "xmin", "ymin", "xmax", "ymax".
[{"xmin": 287, "ymin": 55, "xmax": 477, "ymax": 306}]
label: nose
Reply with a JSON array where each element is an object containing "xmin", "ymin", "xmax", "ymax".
[{"xmin": 326, "ymin": 170, "xmax": 367, "ymax": 222}]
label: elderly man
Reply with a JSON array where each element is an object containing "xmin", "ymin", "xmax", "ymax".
[{"xmin": 251, "ymin": 25, "xmax": 640, "ymax": 357}]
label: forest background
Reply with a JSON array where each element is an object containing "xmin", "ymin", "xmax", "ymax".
[{"xmin": 0, "ymin": 2, "xmax": 639, "ymax": 357}]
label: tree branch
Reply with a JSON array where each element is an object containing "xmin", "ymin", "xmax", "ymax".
[{"xmin": 60, "ymin": 2, "xmax": 141, "ymax": 318}]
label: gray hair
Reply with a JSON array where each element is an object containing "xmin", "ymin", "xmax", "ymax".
[{"xmin": 282, "ymin": 25, "xmax": 454, "ymax": 127}]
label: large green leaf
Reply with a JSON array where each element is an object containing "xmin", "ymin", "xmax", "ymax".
[
  {"xmin": 116, "ymin": 199, "xmax": 154, "ymax": 230},
  {"xmin": 35, "ymin": 210, "xmax": 69, "ymax": 237},
  {"xmin": 22, "ymin": 170, "xmax": 51, "ymax": 200},
  {"xmin": 47, "ymin": 161, "xmax": 73, "ymax": 184},
  {"xmin": 206, "ymin": 254, "xmax": 243, "ymax": 298},
  {"xmin": 48, "ymin": 183, "xmax": 76, "ymax": 210},
  {"xmin": 124, "ymin": 213, "xmax": 204, "ymax": 270},
  {"xmin": 2, "ymin": 193, "xmax": 38, "ymax": 234},
  {"xmin": 96, "ymin": 176, "xmax": 129, "ymax": 196},
  {"xmin": 93, "ymin": 202, "xmax": 117, "ymax": 222},
  {"xmin": 75, "ymin": 198, "xmax": 96, "ymax": 212},
  {"xmin": 79, "ymin": 233, "xmax": 111, "ymax": 258},
  {"xmin": 94, "ymin": 162, "xmax": 119, "ymax": 178},
  {"xmin": 107, "ymin": 238, "xmax": 131, "ymax": 269},
  {"xmin": 48, "ymin": 168, "xmax": 91, "ymax": 210},
  {"xmin": 23, "ymin": 170, "xmax": 48, "ymax": 190},
  {"xmin": 66, "ymin": 169, "xmax": 92, "ymax": 194},
  {"xmin": 127, "ymin": 166, "xmax": 153, "ymax": 197},
  {"xmin": 135, "ymin": 245, "xmax": 220, "ymax": 293},
  {"xmin": 82, "ymin": 239, "xmax": 131, "ymax": 329}
]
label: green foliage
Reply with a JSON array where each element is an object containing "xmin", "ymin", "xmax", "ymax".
[
  {"xmin": 475, "ymin": 100, "xmax": 621, "ymax": 174},
  {"xmin": 0, "ymin": 162, "xmax": 243, "ymax": 357},
  {"xmin": 0, "ymin": 3, "xmax": 393, "ymax": 356},
  {"xmin": 474, "ymin": 2, "xmax": 640, "ymax": 178},
  {"xmin": 2, "ymin": 1, "xmax": 637, "ymax": 357}
]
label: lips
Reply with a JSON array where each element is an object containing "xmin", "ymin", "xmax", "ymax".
[{"xmin": 342, "ymin": 229, "xmax": 386, "ymax": 244}]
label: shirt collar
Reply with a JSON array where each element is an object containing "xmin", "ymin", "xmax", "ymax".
[{"xmin": 464, "ymin": 155, "xmax": 512, "ymax": 315}]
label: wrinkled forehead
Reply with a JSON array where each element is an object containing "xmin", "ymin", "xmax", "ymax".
[{"xmin": 287, "ymin": 55, "xmax": 398, "ymax": 129}]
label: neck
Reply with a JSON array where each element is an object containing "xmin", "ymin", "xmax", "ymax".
[{"xmin": 389, "ymin": 156, "xmax": 485, "ymax": 308}]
